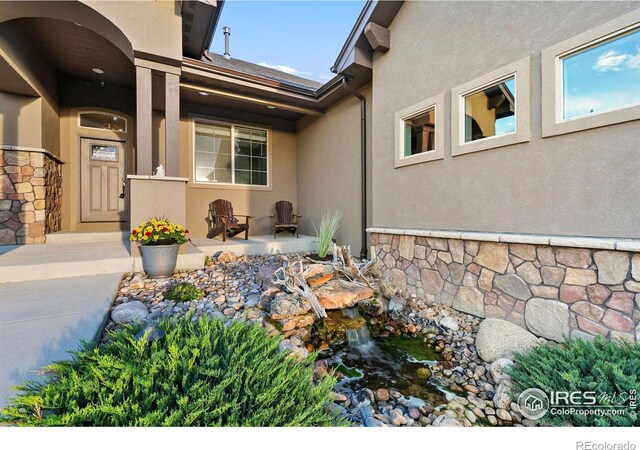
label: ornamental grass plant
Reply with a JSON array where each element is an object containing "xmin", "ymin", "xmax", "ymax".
[
  {"xmin": 312, "ymin": 210, "xmax": 342, "ymax": 258},
  {"xmin": 509, "ymin": 337, "xmax": 640, "ymax": 427},
  {"xmin": 130, "ymin": 217, "xmax": 189, "ymax": 245},
  {"xmin": 1, "ymin": 316, "xmax": 343, "ymax": 427}
]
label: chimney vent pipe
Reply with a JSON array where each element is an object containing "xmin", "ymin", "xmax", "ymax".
[{"xmin": 223, "ymin": 26, "xmax": 231, "ymax": 59}]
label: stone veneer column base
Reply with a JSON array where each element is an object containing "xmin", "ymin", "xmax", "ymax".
[
  {"xmin": 0, "ymin": 148, "xmax": 63, "ymax": 245},
  {"xmin": 369, "ymin": 228, "xmax": 640, "ymax": 343}
]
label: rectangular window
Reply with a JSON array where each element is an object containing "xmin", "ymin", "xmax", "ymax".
[
  {"xmin": 451, "ymin": 57, "xmax": 530, "ymax": 156},
  {"xmin": 404, "ymin": 108, "xmax": 436, "ymax": 156},
  {"xmin": 394, "ymin": 93, "xmax": 445, "ymax": 168},
  {"xmin": 562, "ymin": 28, "xmax": 640, "ymax": 120},
  {"xmin": 542, "ymin": 10, "xmax": 640, "ymax": 137},
  {"xmin": 194, "ymin": 121, "xmax": 268, "ymax": 186},
  {"xmin": 464, "ymin": 76, "xmax": 516, "ymax": 142}
]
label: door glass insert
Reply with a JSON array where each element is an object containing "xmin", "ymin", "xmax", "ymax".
[{"xmin": 90, "ymin": 145, "xmax": 118, "ymax": 162}]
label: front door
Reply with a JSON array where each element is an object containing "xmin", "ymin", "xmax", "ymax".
[{"xmin": 80, "ymin": 138, "xmax": 126, "ymax": 222}]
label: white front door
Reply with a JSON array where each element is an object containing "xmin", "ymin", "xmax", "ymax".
[{"xmin": 80, "ymin": 138, "xmax": 126, "ymax": 222}]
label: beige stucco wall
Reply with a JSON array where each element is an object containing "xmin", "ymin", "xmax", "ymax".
[
  {"xmin": 177, "ymin": 106, "xmax": 298, "ymax": 239},
  {"xmin": 371, "ymin": 1, "xmax": 640, "ymax": 239},
  {"xmin": 296, "ymin": 84, "xmax": 372, "ymax": 252},
  {"xmin": 0, "ymin": 20, "xmax": 59, "ymax": 155}
]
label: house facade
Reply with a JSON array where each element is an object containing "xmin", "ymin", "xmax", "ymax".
[{"xmin": 1, "ymin": 1, "xmax": 639, "ymax": 342}]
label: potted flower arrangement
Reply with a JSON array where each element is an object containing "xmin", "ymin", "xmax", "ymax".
[{"xmin": 130, "ymin": 217, "xmax": 189, "ymax": 278}]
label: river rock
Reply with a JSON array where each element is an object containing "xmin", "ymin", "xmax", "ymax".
[
  {"xmin": 375, "ymin": 388, "xmax": 390, "ymax": 402},
  {"xmin": 111, "ymin": 301, "xmax": 149, "ymax": 324},
  {"xmin": 439, "ymin": 315, "xmax": 459, "ymax": 331},
  {"xmin": 476, "ymin": 318, "xmax": 539, "ymax": 362},
  {"xmin": 432, "ymin": 415, "xmax": 463, "ymax": 427},
  {"xmin": 493, "ymin": 380, "xmax": 514, "ymax": 410},
  {"xmin": 313, "ymin": 279, "xmax": 374, "ymax": 309},
  {"xmin": 489, "ymin": 358, "xmax": 514, "ymax": 384},
  {"xmin": 255, "ymin": 262, "xmax": 281, "ymax": 289}
]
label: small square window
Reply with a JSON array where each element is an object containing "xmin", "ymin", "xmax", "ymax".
[
  {"xmin": 452, "ymin": 57, "xmax": 530, "ymax": 156},
  {"xmin": 542, "ymin": 10, "xmax": 640, "ymax": 137},
  {"xmin": 394, "ymin": 93, "xmax": 445, "ymax": 168}
]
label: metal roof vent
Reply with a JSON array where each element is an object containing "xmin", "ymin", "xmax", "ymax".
[{"xmin": 223, "ymin": 26, "xmax": 231, "ymax": 59}]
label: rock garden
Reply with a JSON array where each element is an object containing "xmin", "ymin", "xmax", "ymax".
[{"xmin": 103, "ymin": 248, "xmax": 542, "ymax": 427}]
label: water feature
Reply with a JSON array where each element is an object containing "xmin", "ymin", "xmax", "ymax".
[{"xmin": 317, "ymin": 309, "xmax": 448, "ymax": 407}]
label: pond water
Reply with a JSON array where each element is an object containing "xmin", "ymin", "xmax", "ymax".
[{"xmin": 319, "ymin": 309, "xmax": 449, "ymax": 407}]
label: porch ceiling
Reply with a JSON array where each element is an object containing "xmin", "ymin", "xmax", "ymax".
[{"xmin": 18, "ymin": 17, "xmax": 134, "ymax": 89}]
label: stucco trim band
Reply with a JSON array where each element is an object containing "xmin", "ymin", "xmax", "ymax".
[{"xmin": 367, "ymin": 227, "xmax": 640, "ymax": 251}]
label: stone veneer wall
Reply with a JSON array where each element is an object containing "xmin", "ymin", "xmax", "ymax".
[
  {"xmin": 371, "ymin": 232, "xmax": 640, "ymax": 343},
  {"xmin": 0, "ymin": 149, "xmax": 63, "ymax": 245}
]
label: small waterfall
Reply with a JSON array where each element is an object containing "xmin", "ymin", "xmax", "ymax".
[{"xmin": 342, "ymin": 308, "xmax": 373, "ymax": 348}]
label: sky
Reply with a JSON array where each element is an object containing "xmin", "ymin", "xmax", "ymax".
[
  {"xmin": 209, "ymin": 0, "xmax": 366, "ymax": 83},
  {"xmin": 563, "ymin": 29, "xmax": 640, "ymax": 119}
]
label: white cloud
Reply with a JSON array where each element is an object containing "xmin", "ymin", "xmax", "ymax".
[
  {"xmin": 594, "ymin": 50, "xmax": 628, "ymax": 71},
  {"xmin": 257, "ymin": 62, "xmax": 311, "ymax": 76},
  {"xmin": 593, "ymin": 47, "xmax": 640, "ymax": 72}
]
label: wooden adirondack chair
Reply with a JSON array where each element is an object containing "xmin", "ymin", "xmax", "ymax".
[
  {"xmin": 208, "ymin": 199, "xmax": 252, "ymax": 241},
  {"xmin": 270, "ymin": 200, "xmax": 301, "ymax": 239}
]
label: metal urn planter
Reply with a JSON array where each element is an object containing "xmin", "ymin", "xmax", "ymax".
[{"xmin": 139, "ymin": 240, "xmax": 180, "ymax": 278}]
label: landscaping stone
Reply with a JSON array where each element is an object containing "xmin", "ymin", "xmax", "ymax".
[
  {"xmin": 476, "ymin": 318, "xmax": 539, "ymax": 362},
  {"xmin": 314, "ymin": 279, "xmax": 374, "ymax": 309},
  {"xmin": 524, "ymin": 298, "xmax": 569, "ymax": 342},
  {"xmin": 439, "ymin": 316, "xmax": 459, "ymax": 331},
  {"xmin": 432, "ymin": 416, "xmax": 463, "ymax": 427},
  {"xmin": 489, "ymin": 358, "xmax": 513, "ymax": 385},
  {"xmin": 269, "ymin": 294, "xmax": 312, "ymax": 319},
  {"xmin": 111, "ymin": 301, "xmax": 149, "ymax": 324}
]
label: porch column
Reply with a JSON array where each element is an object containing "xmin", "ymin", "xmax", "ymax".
[
  {"xmin": 135, "ymin": 65, "xmax": 153, "ymax": 175},
  {"xmin": 165, "ymin": 72, "xmax": 180, "ymax": 177}
]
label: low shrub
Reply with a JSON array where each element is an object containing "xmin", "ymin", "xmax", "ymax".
[
  {"xmin": 509, "ymin": 337, "xmax": 640, "ymax": 427},
  {"xmin": 1, "ymin": 316, "xmax": 343, "ymax": 426},
  {"xmin": 164, "ymin": 282, "xmax": 204, "ymax": 302}
]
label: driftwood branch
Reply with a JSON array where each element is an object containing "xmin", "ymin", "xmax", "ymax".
[
  {"xmin": 273, "ymin": 261, "xmax": 327, "ymax": 318},
  {"xmin": 305, "ymin": 245, "xmax": 374, "ymax": 289}
]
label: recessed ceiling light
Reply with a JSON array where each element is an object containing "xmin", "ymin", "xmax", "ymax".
[
  {"xmin": 92, "ymin": 68, "xmax": 104, "ymax": 74},
  {"xmin": 198, "ymin": 91, "xmax": 209, "ymax": 96},
  {"xmin": 267, "ymin": 105, "xmax": 276, "ymax": 109}
]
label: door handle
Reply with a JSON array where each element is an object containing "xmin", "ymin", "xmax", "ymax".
[{"xmin": 119, "ymin": 177, "xmax": 126, "ymax": 199}]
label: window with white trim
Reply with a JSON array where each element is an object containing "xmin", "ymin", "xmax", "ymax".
[
  {"xmin": 194, "ymin": 120, "xmax": 268, "ymax": 186},
  {"xmin": 542, "ymin": 10, "xmax": 640, "ymax": 137},
  {"xmin": 394, "ymin": 93, "xmax": 445, "ymax": 168},
  {"xmin": 451, "ymin": 57, "xmax": 530, "ymax": 156}
]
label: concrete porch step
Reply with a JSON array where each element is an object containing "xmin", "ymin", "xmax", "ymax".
[
  {"xmin": 192, "ymin": 234, "xmax": 318, "ymax": 257},
  {"xmin": 46, "ymin": 231, "xmax": 129, "ymax": 244}
]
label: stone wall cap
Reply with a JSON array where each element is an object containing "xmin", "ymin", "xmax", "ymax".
[
  {"xmin": 127, "ymin": 175, "xmax": 189, "ymax": 182},
  {"xmin": 0, "ymin": 145, "xmax": 64, "ymax": 164},
  {"xmin": 367, "ymin": 227, "xmax": 640, "ymax": 251}
]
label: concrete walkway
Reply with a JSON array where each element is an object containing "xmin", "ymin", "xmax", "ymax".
[{"xmin": 0, "ymin": 273, "xmax": 122, "ymax": 409}]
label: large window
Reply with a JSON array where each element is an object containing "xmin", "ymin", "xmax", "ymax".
[
  {"xmin": 542, "ymin": 10, "xmax": 640, "ymax": 137},
  {"xmin": 451, "ymin": 57, "xmax": 530, "ymax": 156},
  {"xmin": 394, "ymin": 93, "xmax": 444, "ymax": 168},
  {"xmin": 194, "ymin": 120, "xmax": 268, "ymax": 186}
]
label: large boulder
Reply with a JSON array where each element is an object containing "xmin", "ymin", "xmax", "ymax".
[
  {"xmin": 111, "ymin": 301, "xmax": 149, "ymax": 324},
  {"xmin": 313, "ymin": 279, "xmax": 374, "ymax": 309},
  {"xmin": 476, "ymin": 318, "xmax": 539, "ymax": 363}
]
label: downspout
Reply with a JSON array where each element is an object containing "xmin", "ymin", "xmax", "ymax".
[{"xmin": 341, "ymin": 77, "xmax": 368, "ymax": 260}]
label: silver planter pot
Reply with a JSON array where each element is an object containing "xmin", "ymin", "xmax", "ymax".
[{"xmin": 139, "ymin": 243, "xmax": 181, "ymax": 278}]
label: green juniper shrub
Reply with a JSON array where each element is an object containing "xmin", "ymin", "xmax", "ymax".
[
  {"xmin": 1, "ymin": 316, "xmax": 344, "ymax": 426},
  {"xmin": 164, "ymin": 282, "xmax": 204, "ymax": 302},
  {"xmin": 509, "ymin": 337, "xmax": 640, "ymax": 427}
]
